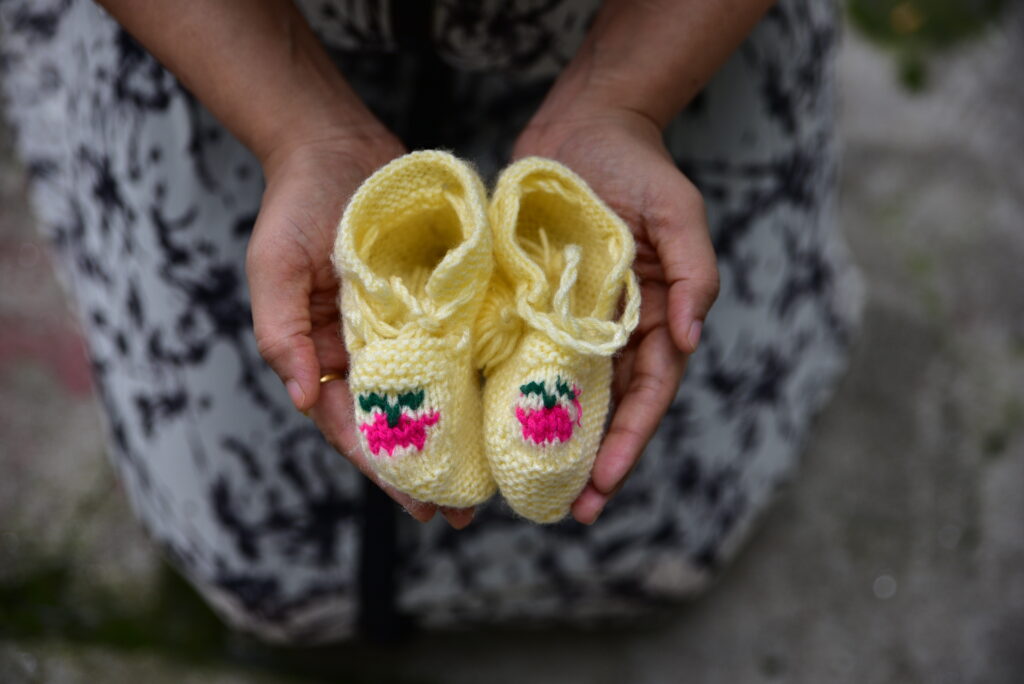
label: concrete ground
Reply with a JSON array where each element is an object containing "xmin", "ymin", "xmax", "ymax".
[{"xmin": 2, "ymin": 16, "xmax": 1023, "ymax": 684}]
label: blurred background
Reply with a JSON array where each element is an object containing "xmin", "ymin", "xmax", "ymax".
[{"xmin": 1, "ymin": 1, "xmax": 1022, "ymax": 682}]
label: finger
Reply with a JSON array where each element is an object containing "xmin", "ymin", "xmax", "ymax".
[
  {"xmin": 608, "ymin": 277, "xmax": 666, "ymax": 403},
  {"xmin": 571, "ymin": 484, "xmax": 607, "ymax": 525},
  {"xmin": 645, "ymin": 172, "xmax": 720, "ymax": 353},
  {"xmin": 439, "ymin": 506, "xmax": 476, "ymax": 530},
  {"xmin": 309, "ymin": 321, "xmax": 349, "ymax": 377},
  {"xmin": 311, "ymin": 377, "xmax": 437, "ymax": 523},
  {"xmin": 611, "ymin": 342, "xmax": 636, "ymax": 405},
  {"xmin": 246, "ymin": 222, "xmax": 322, "ymax": 412},
  {"xmin": 590, "ymin": 325, "xmax": 686, "ymax": 495}
]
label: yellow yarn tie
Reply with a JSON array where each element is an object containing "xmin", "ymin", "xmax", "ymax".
[{"xmin": 514, "ymin": 241, "xmax": 640, "ymax": 357}]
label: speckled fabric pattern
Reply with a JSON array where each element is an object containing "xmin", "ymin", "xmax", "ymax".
[{"xmin": 0, "ymin": 0, "xmax": 861, "ymax": 642}]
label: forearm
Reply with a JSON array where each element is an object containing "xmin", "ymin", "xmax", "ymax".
[
  {"xmin": 97, "ymin": 0, "xmax": 389, "ymax": 164},
  {"xmin": 532, "ymin": 0, "xmax": 776, "ymax": 130}
]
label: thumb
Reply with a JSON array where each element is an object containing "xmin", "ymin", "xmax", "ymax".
[
  {"xmin": 647, "ymin": 173, "xmax": 720, "ymax": 353},
  {"xmin": 246, "ymin": 234, "xmax": 322, "ymax": 412}
]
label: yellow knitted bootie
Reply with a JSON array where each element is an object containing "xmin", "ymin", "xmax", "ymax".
[
  {"xmin": 477, "ymin": 157, "xmax": 640, "ymax": 523},
  {"xmin": 332, "ymin": 150, "xmax": 497, "ymax": 508}
]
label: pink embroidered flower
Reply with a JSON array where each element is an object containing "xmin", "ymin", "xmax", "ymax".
[
  {"xmin": 360, "ymin": 410, "xmax": 440, "ymax": 456},
  {"xmin": 515, "ymin": 377, "xmax": 581, "ymax": 445},
  {"xmin": 357, "ymin": 389, "xmax": 440, "ymax": 456}
]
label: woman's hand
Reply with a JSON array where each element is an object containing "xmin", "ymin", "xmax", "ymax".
[
  {"xmin": 247, "ymin": 131, "xmax": 475, "ymax": 529},
  {"xmin": 513, "ymin": 108, "xmax": 720, "ymax": 524},
  {"xmin": 508, "ymin": 0, "xmax": 767, "ymax": 525},
  {"xmin": 95, "ymin": 1, "xmax": 476, "ymax": 527}
]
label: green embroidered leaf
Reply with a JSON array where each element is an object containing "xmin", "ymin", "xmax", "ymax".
[
  {"xmin": 385, "ymin": 401, "xmax": 402, "ymax": 428},
  {"xmin": 397, "ymin": 389, "xmax": 424, "ymax": 411},
  {"xmin": 520, "ymin": 381, "xmax": 547, "ymax": 397},
  {"xmin": 360, "ymin": 391, "xmax": 403, "ymax": 427},
  {"xmin": 358, "ymin": 392, "xmax": 389, "ymax": 413},
  {"xmin": 521, "ymin": 380, "xmax": 559, "ymax": 409},
  {"xmin": 555, "ymin": 377, "xmax": 576, "ymax": 401}
]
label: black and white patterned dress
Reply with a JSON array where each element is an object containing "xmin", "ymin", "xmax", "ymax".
[{"xmin": 0, "ymin": 0, "xmax": 862, "ymax": 642}]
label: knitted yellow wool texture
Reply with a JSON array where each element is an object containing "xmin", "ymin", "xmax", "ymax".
[
  {"xmin": 332, "ymin": 150, "xmax": 496, "ymax": 508},
  {"xmin": 477, "ymin": 157, "xmax": 640, "ymax": 523}
]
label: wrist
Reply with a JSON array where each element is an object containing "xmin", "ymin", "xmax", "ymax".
[
  {"xmin": 193, "ymin": 0, "xmax": 395, "ymax": 168},
  {"xmin": 519, "ymin": 53, "xmax": 673, "ymax": 156},
  {"xmin": 521, "ymin": 13, "xmax": 682, "ymax": 133},
  {"xmin": 526, "ymin": 0, "xmax": 774, "ymax": 137},
  {"xmin": 247, "ymin": 58, "xmax": 396, "ymax": 170},
  {"xmin": 515, "ymin": 102, "xmax": 663, "ymax": 160},
  {"xmin": 259, "ymin": 115, "xmax": 402, "ymax": 181}
]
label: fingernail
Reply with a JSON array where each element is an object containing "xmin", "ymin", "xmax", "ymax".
[
  {"xmin": 286, "ymin": 379, "xmax": 305, "ymax": 409},
  {"xmin": 405, "ymin": 504, "xmax": 435, "ymax": 523},
  {"xmin": 687, "ymin": 320, "xmax": 703, "ymax": 352},
  {"xmin": 576, "ymin": 489, "xmax": 606, "ymax": 525},
  {"xmin": 444, "ymin": 509, "xmax": 475, "ymax": 530}
]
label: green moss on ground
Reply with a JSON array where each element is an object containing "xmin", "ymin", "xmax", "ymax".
[
  {"xmin": 0, "ymin": 562, "xmax": 227, "ymax": 660},
  {"xmin": 0, "ymin": 560, "xmax": 437, "ymax": 683}
]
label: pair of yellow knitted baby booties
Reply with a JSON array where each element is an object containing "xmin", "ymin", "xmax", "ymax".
[{"xmin": 332, "ymin": 150, "xmax": 639, "ymax": 524}]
